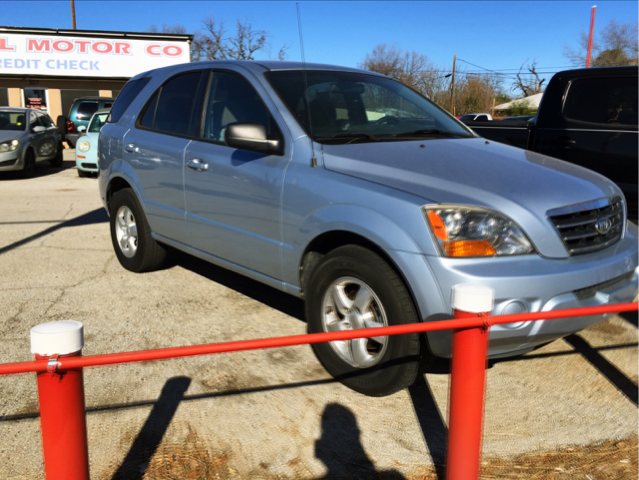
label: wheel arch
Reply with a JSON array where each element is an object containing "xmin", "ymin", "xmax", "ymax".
[
  {"xmin": 106, "ymin": 176, "xmax": 133, "ymax": 212},
  {"xmin": 299, "ymin": 230, "xmax": 426, "ymax": 322}
]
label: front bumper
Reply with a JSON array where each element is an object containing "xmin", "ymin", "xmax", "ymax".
[
  {"xmin": 395, "ymin": 224, "xmax": 639, "ymax": 359},
  {"xmin": 0, "ymin": 150, "xmax": 23, "ymax": 172}
]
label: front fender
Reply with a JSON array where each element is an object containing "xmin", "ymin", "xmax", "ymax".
[{"xmin": 283, "ymin": 204, "xmax": 424, "ymax": 286}]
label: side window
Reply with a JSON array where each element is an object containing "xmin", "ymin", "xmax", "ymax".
[
  {"xmin": 108, "ymin": 77, "xmax": 150, "ymax": 123},
  {"xmin": 76, "ymin": 102, "xmax": 99, "ymax": 121},
  {"xmin": 563, "ymin": 76, "xmax": 638, "ymax": 126},
  {"xmin": 37, "ymin": 112, "xmax": 55, "ymax": 127},
  {"xmin": 30, "ymin": 111, "xmax": 40, "ymax": 129},
  {"xmin": 139, "ymin": 71, "xmax": 203, "ymax": 136},
  {"xmin": 202, "ymin": 71, "xmax": 274, "ymax": 142}
]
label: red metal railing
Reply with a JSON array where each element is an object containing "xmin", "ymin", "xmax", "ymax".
[{"xmin": 0, "ymin": 301, "xmax": 636, "ymax": 480}]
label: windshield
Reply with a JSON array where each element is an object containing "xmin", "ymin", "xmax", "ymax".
[
  {"xmin": 0, "ymin": 111, "xmax": 27, "ymax": 131},
  {"xmin": 88, "ymin": 112, "xmax": 109, "ymax": 133},
  {"xmin": 267, "ymin": 70, "xmax": 474, "ymax": 144}
]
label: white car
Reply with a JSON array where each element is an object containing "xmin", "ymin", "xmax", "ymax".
[
  {"xmin": 459, "ymin": 113, "xmax": 493, "ymax": 121},
  {"xmin": 75, "ymin": 108, "xmax": 110, "ymax": 177}
]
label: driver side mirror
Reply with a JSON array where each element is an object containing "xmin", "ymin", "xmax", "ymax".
[
  {"xmin": 224, "ymin": 123, "xmax": 283, "ymax": 155},
  {"xmin": 32, "ymin": 126, "xmax": 46, "ymax": 133}
]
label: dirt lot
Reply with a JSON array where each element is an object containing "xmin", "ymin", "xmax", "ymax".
[{"xmin": 0, "ymin": 152, "xmax": 636, "ymax": 479}]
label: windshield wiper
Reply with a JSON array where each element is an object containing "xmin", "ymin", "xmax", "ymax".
[
  {"xmin": 315, "ymin": 133, "xmax": 386, "ymax": 144},
  {"xmin": 392, "ymin": 128, "xmax": 469, "ymax": 138}
]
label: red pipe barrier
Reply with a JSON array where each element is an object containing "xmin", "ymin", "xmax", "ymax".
[
  {"xmin": 0, "ymin": 301, "xmax": 636, "ymax": 480},
  {"xmin": 0, "ymin": 302, "xmax": 636, "ymax": 376},
  {"xmin": 446, "ymin": 284, "xmax": 492, "ymax": 480},
  {"xmin": 36, "ymin": 352, "xmax": 90, "ymax": 480}
]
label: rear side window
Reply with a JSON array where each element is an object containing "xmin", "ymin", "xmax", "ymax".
[
  {"xmin": 563, "ymin": 76, "xmax": 638, "ymax": 126},
  {"xmin": 108, "ymin": 78, "xmax": 150, "ymax": 123},
  {"xmin": 138, "ymin": 71, "xmax": 203, "ymax": 136},
  {"xmin": 76, "ymin": 102, "xmax": 99, "ymax": 121}
]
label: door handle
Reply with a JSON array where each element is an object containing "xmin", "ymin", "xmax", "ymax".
[
  {"xmin": 124, "ymin": 144, "xmax": 139, "ymax": 153},
  {"xmin": 187, "ymin": 158, "xmax": 208, "ymax": 172}
]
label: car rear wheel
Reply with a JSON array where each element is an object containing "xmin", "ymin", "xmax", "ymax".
[
  {"xmin": 305, "ymin": 245, "xmax": 424, "ymax": 397},
  {"xmin": 109, "ymin": 188, "xmax": 166, "ymax": 272},
  {"xmin": 21, "ymin": 149, "xmax": 36, "ymax": 178}
]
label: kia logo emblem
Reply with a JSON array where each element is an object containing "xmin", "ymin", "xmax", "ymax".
[{"xmin": 595, "ymin": 217, "xmax": 612, "ymax": 234}]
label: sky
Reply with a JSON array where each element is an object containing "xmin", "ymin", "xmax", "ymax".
[{"xmin": 3, "ymin": 1, "xmax": 638, "ymax": 93}]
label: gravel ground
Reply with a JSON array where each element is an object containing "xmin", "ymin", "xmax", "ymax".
[{"xmin": 0, "ymin": 151, "xmax": 636, "ymax": 479}]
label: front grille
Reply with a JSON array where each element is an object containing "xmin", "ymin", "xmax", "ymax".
[
  {"xmin": 548, "ymin": 197, "xmax": 624, "ymax": 256},
  {"xmin": 574, "ymin": 271, "xmax": 634, "ymax": 300},
  {"xmin": 0, "ymin": 159, "xmax": 17, "ymax": 167},
  {"xmin": 81, "ymin": 163, "xmax": 96, "ymax": 169}
]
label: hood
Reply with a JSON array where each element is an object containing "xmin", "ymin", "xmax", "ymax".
[
  {"xmin": 321, "ymin": 138, "xmax": 621, "ymax": 258},
  {"xmin": 0, "ymin": 129, "xmax": 27, "ymax": 143}
]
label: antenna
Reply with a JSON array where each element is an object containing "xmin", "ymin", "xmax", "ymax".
[{"xmin": 296, "ymin": 3, "xmax": 317, "ymax": 167}]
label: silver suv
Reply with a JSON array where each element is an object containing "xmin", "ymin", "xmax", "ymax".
[{"xmin": 99, "ymin": 61, "xmax": 638, "ymax": 396}]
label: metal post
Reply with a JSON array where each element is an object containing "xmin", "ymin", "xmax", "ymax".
[
  {"xmin": 31, "ymin": 321, "xmax": 89, "ymax": 480},
  {"xmin": 586, "ymin": 5, "xmax": 597, "ymax": 68},
  {"xmin": 446, "ymin": 285, "xmax": 494, "ymax": 480}
]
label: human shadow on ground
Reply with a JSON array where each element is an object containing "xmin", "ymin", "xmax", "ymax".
[
  {"xmin": 0, "ymin": 208, "xmax": 108, "ymax": 256},
  {"xmin": 407, "ymin": 375, "xmax": 448, "ymax": 479},
  {"xmin": 111, "ymin": 376, "xmax": 191, "ymax": 480},
  {"xmin": 314, "ymin": 403, "xmax": 405, "ymax": 479}
]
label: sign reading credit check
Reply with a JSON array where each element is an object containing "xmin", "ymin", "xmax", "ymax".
[{"xmin": 0, "ymin": 33, "xmax": 190, "ymax": 77}]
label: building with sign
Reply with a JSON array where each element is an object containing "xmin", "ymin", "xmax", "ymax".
[{"xmin": 0, "ymin": 26, "xmax": 192, "ymax": 132}]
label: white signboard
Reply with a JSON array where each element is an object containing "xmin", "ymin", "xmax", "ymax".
[{"xmin": 0, "ymin": 33, "xmax": 190, "ymax": 78}]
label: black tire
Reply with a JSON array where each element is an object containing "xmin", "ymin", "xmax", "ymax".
[
  {"xmin": 50, "ymin": 142, "xmax": 63, "ymax": 168},
  {"xmin": 305, "ymin": 245, "xmax": 423, "ymax": 397},
  {"xmin": 109, "ymin": 188, "xmax": 166, "ymax": 272},
  {"xmin": 21, "ymin": 149, "xmax": 36, "ymax": 178},
  {"xmin": 56, "ymin": 115, "xmax": 68, "ymax": 141},
  {"xmin": 77, "ymin": 169, "xmax": 89, "ymax": 178}
]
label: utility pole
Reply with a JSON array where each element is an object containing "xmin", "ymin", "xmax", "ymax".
[
  {"xmin": 586, "ymin": 5, "xmax": 596, "ymax": 67},
  {"xmin": 71, "ymin": 0, "xmax": 77, "ymax": 30},
  {"xmin": 450, "ymin": 55, "xmax": 456, "ymax": 115}
]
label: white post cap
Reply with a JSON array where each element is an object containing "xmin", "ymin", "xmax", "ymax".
[
  {"xmin": 30, "ymin": 321, "xmax": 84, "ymax": 356},
  {"xmin": 451, "ymin": 284, "xmax": 494, "ymax": 314}
]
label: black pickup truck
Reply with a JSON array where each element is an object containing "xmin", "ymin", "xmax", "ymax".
[{"xmin": 462, "ymin": 66, "xmax": 638, "ymax": 218}]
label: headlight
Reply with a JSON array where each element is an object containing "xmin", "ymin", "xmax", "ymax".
[
  {"xmin": 0, "ymin": 139, "xmax": 19, "ymax": 153},
  {"xmin": 423, "ymin": 206, "xmax": 535, "ymax": 257},
  {"xmin": 77, "ymin": 141, "xmax": 91, "ymax": 153}
]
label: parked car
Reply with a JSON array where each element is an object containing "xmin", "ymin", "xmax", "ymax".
[
  {"xmin": 64, "ymin": 96, "xmax": 114, "ymax": 148},
  {"xmin": 462, "ymin": 66, "xmax": 638, "ymax": 219},
  {"xmin": 458, "ymin": 113, "xmax": 492, "ymax": 121},
  {"xmin": 98, "ymin": 61, "xmax": 638, "ymax": 397},
  {"xmin": 0, "ymin": 107, "xmax": 63, "ymax": 178},
  {"xmin": 75, "ymin": 108, "xmax": 110, "ymax": 177}
]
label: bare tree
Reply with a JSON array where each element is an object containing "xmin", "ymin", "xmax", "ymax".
[
  {"xmin": 147, "ymin": 23, "xmax": 188, "ymax": 34},
  {"xmin": 513, "ymin": 61, "xmax": 545, "ymax": 97},
  {"xmin": 359, "ymin": 44, "xmax": 440, "ymax": 95},
  {"xmin": 192, "ymin": 16, "xmax": 281, "ymax": 61},
  {"xmin": 564, "ymin": 19, "xmax": 638, "ymax": 67}
]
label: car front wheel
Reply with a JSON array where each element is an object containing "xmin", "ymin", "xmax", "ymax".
[
  {"xmin": 305, "ymin": 245, "xmax": 424, "ymax": 397},
  {"xmin": 109, "ymin": 188, "xmax": 166, "ymax": 272}
]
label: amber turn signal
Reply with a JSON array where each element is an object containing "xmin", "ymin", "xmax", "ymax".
[{"xmin": 442, "ymin": 240, "xmax": 496, "ymax": 257}]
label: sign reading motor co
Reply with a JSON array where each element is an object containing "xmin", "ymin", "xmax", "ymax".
[{"xmin": 0, "ymin": 33, "xmax": 190, "ymax": 77}]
